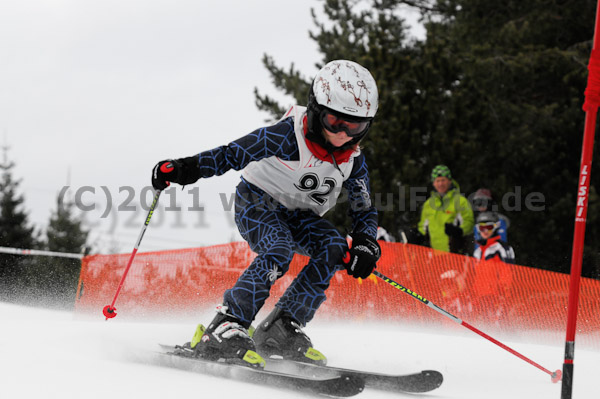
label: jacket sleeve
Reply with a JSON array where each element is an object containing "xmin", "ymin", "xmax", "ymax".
[
  {"xmin": 195, "ymin": 117, "xmax": 298, "ymax": 178},
  {"xmin": 418, "ymin": 201, "xmax": 431, "ymax": 236},
  {"xmin": 503, "ymin": 244, "xmax": 516, "ymax": 264},
  {"xmin": 343, "ymin": 153, "xmax": 378, "ymax": 238},
  {"xmin": 458, "ymin": 196, "xmax": 475, "ymax": 235}
]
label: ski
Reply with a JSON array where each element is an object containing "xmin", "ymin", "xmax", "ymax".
[
  {"xmin": 157, "ymin": 344, "xmax": 364, "ymax": 397},
  {"xmin": 263, "ymin": 357, "xmax": 443, "ymax": 393}
]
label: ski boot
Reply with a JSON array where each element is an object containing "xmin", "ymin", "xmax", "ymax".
[
  {"xmin": 253, "ymin": 307, "xmax": 327, "ymax": 365},
  {"xmin": 189, "ymin": 305, "xmax": 265, "ymax": 368}
]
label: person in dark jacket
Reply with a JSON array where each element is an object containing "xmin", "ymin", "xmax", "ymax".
[{"xmin": 472, "ymin": 188, "xmax": 510, "ymax": 247}]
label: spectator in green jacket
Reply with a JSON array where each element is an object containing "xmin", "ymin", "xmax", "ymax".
[{"xmin": 418, "ymin": 165, "xmax": 474, "ymax": 254}]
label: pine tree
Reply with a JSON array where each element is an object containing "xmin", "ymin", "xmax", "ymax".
[
  {"xmin": 24, "ymin": 195, "xmax": 90, "ymax": 309},
  {"xmin": 0, "ymin": 145, "xmax": 38, "ymax": 300},
  {"xmin": 417, "ymin": 0, "xmax": 598, "ymax": 276},
  {"xmin": 255, "ymin": 0, "xmax": 423, "ymax": 234},
  {"xmin": 46, "ymin": 195, "xmax": 89, "ymax": 255},
  {"xmin": 254, "ymin": 0, "xmax": 600, "ymax": 278}
]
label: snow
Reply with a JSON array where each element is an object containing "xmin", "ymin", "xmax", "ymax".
[{"xmin": 1, "ymin": 302, "xmax": 597, "ymax": 398}]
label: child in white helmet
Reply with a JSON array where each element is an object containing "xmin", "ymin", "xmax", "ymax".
[
  {"xmin": 151, "ymin": 60, "xmax": 380, "ymax": 368},
  {"xmin": 473, "ymin": 211, "xmax": 515, "ymax": 263}
]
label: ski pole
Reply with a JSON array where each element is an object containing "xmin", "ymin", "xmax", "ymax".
[
  {"xmin": 103, "ymin": 189, "xmax": 162, "ymax": 320},
  {"xmin": 372, "ymin": 270, "xmax": 562, "ymax": 383}
]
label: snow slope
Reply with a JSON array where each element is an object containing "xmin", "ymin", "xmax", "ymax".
[{"xmin": 1, "ymin": 302, "xmax": 597, "ymax": 399}]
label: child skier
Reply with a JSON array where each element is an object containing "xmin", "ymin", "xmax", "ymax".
[
  {"xmin": 473, "ymin": 211, "xmax": 515, "ymax": 263},
  {"xmin": 151, "ymin": 60, "xmax": 381, "ymax": 368},
  {"xmin": 471, "ymin": 211, "xmax": 515, "ymax": 325}
]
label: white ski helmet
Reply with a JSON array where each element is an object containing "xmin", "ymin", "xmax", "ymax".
[
  {"xmin": 312, "ymin": 60, "xmax": 378, "ymax": 117},
  {"xmin": 306, "ymin": 60, "xmax": 379, "ymax": 149}
]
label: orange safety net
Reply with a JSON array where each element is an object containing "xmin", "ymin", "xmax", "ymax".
[{"xmin": 75, "ymin": 242, "xmax": 600, "ymax": 349}]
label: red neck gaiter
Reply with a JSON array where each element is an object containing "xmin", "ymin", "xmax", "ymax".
[
  {"xmin": 479, "ymin": 235, "xmax": 501, "ymax": 256},
  {"xmin": 302, "ymin": 115, "xmax": 357, "ymax": 164}
]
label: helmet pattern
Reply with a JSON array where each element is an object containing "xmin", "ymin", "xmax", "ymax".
[
  {"xmin": 312, "ymin": 60, "xmax": 378, "ymax": 117},
  {"xmin": 306, "ymin": 60, "xmax": 378, "ymax": 150}
]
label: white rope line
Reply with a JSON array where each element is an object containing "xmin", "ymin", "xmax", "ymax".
[{"xmin": 0, "ymin": 246, "xmax": 84, "ymax": 259}]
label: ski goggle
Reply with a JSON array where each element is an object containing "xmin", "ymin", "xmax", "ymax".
[
  {"xmin": 473, "ymin": 199, "xmax": 490, "ymax": 209},
  {"xmin": 477, "ymin": 222, "xmax": 497, "ymax": 233},
  {"xmin": 320, "ymin": 111, "xmax": 370, "ymax": 137}
]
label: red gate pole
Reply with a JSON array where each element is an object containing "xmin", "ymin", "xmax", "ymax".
[{"xmin": 561, "ymin": 2, "xmax": 600, "ymax": 397}]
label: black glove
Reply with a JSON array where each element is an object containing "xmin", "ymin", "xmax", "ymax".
[
  {"xmin": 343, "ymin": 233, "xmax": 381, "ymax": 279},
  {"xmin": 444, "ymin": 223, "xmax": 463, "ymax": 238},
  {"xmin": 151, "ymin": 156, "xmax": 200, "ymax": 190}
]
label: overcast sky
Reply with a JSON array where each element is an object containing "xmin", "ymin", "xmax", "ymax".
[{"xmin": 0, "ymin": 0, "xmax": 423, "ymax": 254}]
